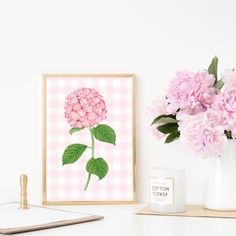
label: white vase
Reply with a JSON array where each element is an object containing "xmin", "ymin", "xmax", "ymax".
[{"xmin": 203, "ymin": 140, "xmax": 236, "ymax": 210}]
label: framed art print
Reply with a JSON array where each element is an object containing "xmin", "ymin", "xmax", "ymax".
[{"xmin": 43, "ymin": 74, "xmax": 136, "ymax": 204}]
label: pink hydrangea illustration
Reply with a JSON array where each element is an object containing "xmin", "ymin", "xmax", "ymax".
[
  {"xmin": 62, "ymin": 87, "xmax": 116, "ymax": 191},
  {"xmin": 64, "ymin": 88, "xmax": 107, "ymax": 128}
]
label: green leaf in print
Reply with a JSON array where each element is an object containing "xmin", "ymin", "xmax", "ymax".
[
  {"xmin": 62, "ymin": 144, "xmax": 87, "ymax": 165},
  {"xmin": 92, "ymin": 124, "xmax": 116, "ymax": 145},
  {"xmin": 86, "ymin": 157, "xmax": 109, "ymax": 180},
  {"xmin": 69, "ymin": 127, "xmax": 84, "ymax": 135}
]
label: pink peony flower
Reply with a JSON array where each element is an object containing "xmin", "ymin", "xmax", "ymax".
[
  {"xmin": 212, "ymin": 88, "xmax": 236, "ymax": 138},
  {"xmin": 166, "ymin": 70, "xmax": 216, "ymax": 115},
  {"xmin": 212, "ymin": 87, "xmax": 236, "ymax": 120},
  {"xmin": 64, "ymin": 88, "xmax": 107, "ymax": 128},
  {"xmin": 178, "ymin": 110, "xmax": 227, "ymax": 154},
  {"xmin": 146, "ymin": 96, "xmax": 168, "ymax": 139},
  {"xmin": 222, "ymin": 69, "xmax": 236, "ymax": 91}
]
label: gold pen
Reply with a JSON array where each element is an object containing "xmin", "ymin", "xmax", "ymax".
[{"xmin": 19, "ymin": 174, "xmax": 29, "ymax": 209}]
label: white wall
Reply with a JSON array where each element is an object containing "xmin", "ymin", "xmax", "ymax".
[{"xmin": 0, "ymin": 0, "xmax": 235, "ymax": 204}]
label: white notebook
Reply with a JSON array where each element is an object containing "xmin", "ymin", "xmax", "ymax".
[{"xmin": 0, "ymin": 202, "xmax": 103, "ymax": 234}]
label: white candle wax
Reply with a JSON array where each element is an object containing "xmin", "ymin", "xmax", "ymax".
[{"xmin": 149, "ymin": 168, "xmax": 185, "ymax": 213}]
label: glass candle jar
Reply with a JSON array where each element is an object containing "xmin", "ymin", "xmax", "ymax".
[{"xmin": 149, "ymin": 168, "xmax": 185, "ymax": 213}]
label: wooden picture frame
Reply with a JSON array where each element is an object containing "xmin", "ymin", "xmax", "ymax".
[{"xmin": 42, "ymin": 74, "xmax": 136, "ymax": 205}]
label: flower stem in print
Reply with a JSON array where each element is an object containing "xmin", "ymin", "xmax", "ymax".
[
  {"xmin": 84, "ymin": 128, "xmax": 95, "ymax": 191},
  {"xmin": 62, "ymin": 88, "xmax": 116, "ymax": 190}
]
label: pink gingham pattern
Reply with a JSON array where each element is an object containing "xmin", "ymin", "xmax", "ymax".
[{"xmin": 45, "ymin": 76, "xmax": 134, "ymax": 202}]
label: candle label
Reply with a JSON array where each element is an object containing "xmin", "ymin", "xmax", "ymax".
[{"xmin": 150, "ymin": 177, "xmax": 174, "ymax": 205}]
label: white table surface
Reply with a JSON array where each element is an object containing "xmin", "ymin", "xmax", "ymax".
[{"xmin": 10, "ymin": 203, "xmax": 236, "ymax": 236}]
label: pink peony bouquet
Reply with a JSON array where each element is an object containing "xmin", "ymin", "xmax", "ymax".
[{"xmin": 149, "ymin": 57, "xmax": 236, "ymax": 155}]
